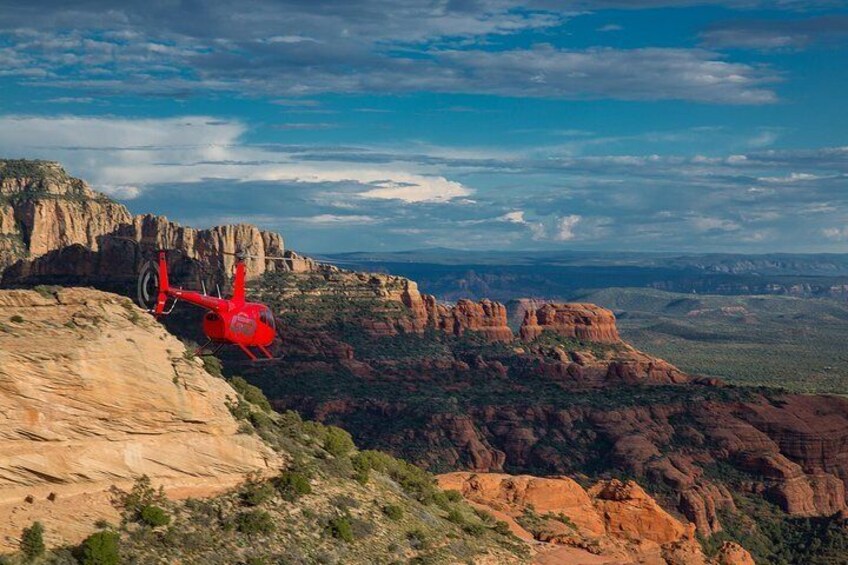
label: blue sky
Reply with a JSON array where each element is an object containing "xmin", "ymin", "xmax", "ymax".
[{"xmin": 1, "ymin": 1, "xmax": 847, "ymax": 253}]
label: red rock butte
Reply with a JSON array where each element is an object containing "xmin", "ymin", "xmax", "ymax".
[{"xmin": 520, "ymin": 302, "xmax": 621, "ymax": 343}]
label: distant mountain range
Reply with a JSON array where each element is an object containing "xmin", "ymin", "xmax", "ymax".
[{"xmin": 320, "ymin": 248, "xmax": 848, "ymax": 302}]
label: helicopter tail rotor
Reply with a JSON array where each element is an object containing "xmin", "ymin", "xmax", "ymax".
[
  {"xmin": 137, "ymin": 259, "xmax": 160, "ymax": 312},
  {"xmin": 137, "ymin": 251, "xmax": 173, "ymax": 315}
]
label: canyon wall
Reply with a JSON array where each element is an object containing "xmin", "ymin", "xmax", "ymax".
[{"xmin": 0, "ymin": 160, "xmax": 313, "ymax": 286}]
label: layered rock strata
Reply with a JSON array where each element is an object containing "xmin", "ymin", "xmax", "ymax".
[
  {"xmin": 0, "ymin": 160, "xmax": 311, "ymax": 285},
  {"xmin": 0, "ymin": 287, "xmax": 281, "ymax": 551},
  {"xmin": 520, "ymin": 302, "xmax": 621, "ymax": 343}
]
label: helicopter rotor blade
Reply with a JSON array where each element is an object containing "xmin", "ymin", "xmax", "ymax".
[
  {"xmin": 307, "ymin": 255, "xmax": 368, "ymax": 265},
  {"xmin": 220, "ymin": 249, "xmax": 361, "ymax": 267},
  {"xmin": 101, "ymin": 234, "xmax": 183, "ymax": 253},
  {"xmin": 221, "ymin": 251, "xmax": 290, "ymax": 261},
  {"xmin": 104, "ymin": 235, "xmax": 140, "ymax": 244}
]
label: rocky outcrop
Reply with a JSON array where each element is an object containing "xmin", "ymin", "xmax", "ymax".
[
  {"xmin": 717, "ymin": 542, "xmax": 757, "ymax": 565},
  {"xmin": 507, "ymin": 298, "xmax": 546, "ymax": 330},
  {"xmin": 429, "ymin": 299, "xmax": 513, "ymax": 342},
  {"xmin": 0, "ymin": 287, "xmax": 282, "ymax": 551},
  {"xmin": 589, "ymin": 479, "xmax": 693, "ymax": 545},
  {"xmin": 270, "ymin": 267, "xmax": 514, "ymax": 342},
  {"xmin": 0, "ymin": 161, "xmax": 132, "ymax": 270},
  {"xmin": 520, "ymin": 303, "xmax": 621, "ymax": 343},
  {"xmin": 0, "ymin": 160, "xmax": 310, "ymax": 286},
  {"xmin": 438, "ymin": 472, "xmax": 755, "ymax": 565}
]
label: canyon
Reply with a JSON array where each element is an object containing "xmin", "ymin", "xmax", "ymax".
[
  {"xmin": 243, "ymin": 265, "xmax": 848, "ymax": 564},
  {"xmin": 3, "ymin": 160, "xmax": 848, "ymax": 563}
]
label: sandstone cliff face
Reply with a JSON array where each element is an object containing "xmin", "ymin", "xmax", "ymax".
[
  {"xmin": 0, "ymin": 160, "xmax": 308, "ymax": 285},
  {"xmin": 0, "ymin": 288, "xmax": 281, "ymax": 551},
  {"xmin": 271, "ymin": 267, "xmax": 515, "ymax": 342},
  {"xmin": 520, "ymin": 302, "xmax": 622, "ymax": 344},
  {"xmin": 429, "ymin": 299, "xmax": 513, "ymax": 342},
  {"xmin": 0, "ymin": 162, "xmax": 130, "ymax": 268},
  {"xmin": 437, "ymin": 472, "xmax": 755, "ymax": 565}
]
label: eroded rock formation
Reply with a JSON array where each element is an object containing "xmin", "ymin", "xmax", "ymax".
[
  {"xmin": 270, "ymin": 267, "xmax": 515, "ymax": 342},
  {"xmin": 438, "ymin": 472, "xmax": 755, "ymax": 565},
  {"xmin": 429, "ymin": 299, "xmax": 513, "ymax": 342},
  {"xmin": 0, "ymin": 160, "xmax": 312, "ymax": 286},
  {"xmin": 257, "ymin": 269, "xmax": 848, "ymax": 538},
  {"xmin": 0, "ymin": 162, "xmax": 131, "ymax": 269},
  {"xmin": 0, "ymin": 287, "xmax": 282, "ymax": 551},
  {"xmin": 520, "ymin": 302, "xmax": 622, "ymax": 343}
]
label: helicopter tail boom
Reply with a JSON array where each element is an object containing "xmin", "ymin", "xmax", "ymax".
[{"xmin": 154, "ymin": 250, "xmax": 170, "ymax": 315}]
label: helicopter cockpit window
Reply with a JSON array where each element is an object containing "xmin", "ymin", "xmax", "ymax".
[{"xmin": 260, "ymin": 307, "xmax": 275, "ymax": 329}]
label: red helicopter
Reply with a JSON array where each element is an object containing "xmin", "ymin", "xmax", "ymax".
[{"xmin": 136, "ymin": 248, "xmax": 281, "ymax": 360}]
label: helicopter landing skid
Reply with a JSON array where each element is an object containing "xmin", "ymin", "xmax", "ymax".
[
  {"xmin": 194, "ymin": 340, "xmax": 226, "ymax": 358},
  {"xmin": 236, "ymin": 343, "xmax": 274, "ymax": 361}
]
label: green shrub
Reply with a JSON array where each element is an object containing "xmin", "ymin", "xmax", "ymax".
[
  {"xmin": 114, "ymin": 476, "xmax": 171, "ymax": 528},
  {"xmin": 201, "ymin": 355, "xmax": 223, "ymax": 378},
  {"xmin": 383, "ymin": 504, "xmax": 403, "ymax": 521},
  {"xmin": 494, "ymin": 521, "xmax": 512, "ymax": 536},
  {"xmin": 241, "ymin": 474, "xmax": 275, "ymax": 506},
  {"xmin": 226, "ymin": 397, "xmax": 251, "ymax": 421},
  {"xmin": 407, "ymin": 528, "xmax": 429, "ymax": 550},
  {"xmin": 10, "ymin": 315, "xmax": 24, "ymax": 324},
  {"xmin": 274, "ymin": 471, "xmax": 312, "ymax": 500},
  {"xmin": 323, "ymin": 426, "xmax": 355, "ymax": 457},
  {"xmin": 353, "ymin": 468, "xmax": 370, "ymax": 485},
  {"xmin": 77, "ymin": 531, "xmax": 121, "ymax": 565},
  {"xmin": 249, "ymin": 410, "xmax": 274, "ymax": 430},
  {"xmin": 300, "ymin": 421, "xmax": 329, "ymax": 445},
  {"xmin": 462, "ymin": 522, "xmax": 486, "ymax": 535},
  {"xmin": 139, "ymin": 505, "xmax": 170, "ymax": 527},
  {"xmin": 446, "ymin": 508, "xmax": 467, "ymax": 526},
  {"xmin": 432, "ymin": 491, "xmax": 455, "ymax": 510},
  {"xmin": 20, "ymin": 521, "xmax": 45, "ymax": 560},
  {"xmin": 235, "ymin": 510, "xmax": 275, "ymax": 536},
  {"xmin": 474, "ymin": 508, "xmax": 496, "ymax": 525},
  {"xmin": 444, "ymin": 490, "xmax": 463, "ymax": 503},
  {"xmin": 327, "ymin": 516, "xmax": 354, "ymax": 543},
  {"xmin": 351, "ymin": 450, "xmax": 437, "ymax": 504},
  {"xmin": 117, "ymin": 475, "xmax": 165, "ymax": 519},
  {"xmin": 43, "ymin": 548, "xmax": 77, "ymax": 564},
  {"xmin": 229, "ymin": 377, "xmax": 272, "ymax": 412}
]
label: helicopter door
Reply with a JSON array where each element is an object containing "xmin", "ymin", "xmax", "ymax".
[{"xmin": 259, "ymin": 307, "xmax": 276, "ymax": 330}]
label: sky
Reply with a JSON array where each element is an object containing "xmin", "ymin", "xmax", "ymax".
[{"xmin": 1, "ymin": 1, "xmax": 847, "ymax": 253}]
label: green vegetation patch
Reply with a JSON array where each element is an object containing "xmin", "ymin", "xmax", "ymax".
[
  {"xmin": 577, "ymin": 287, "xmax": 848, "ymax": 394},
  {"xmin": 700, "ymin": 494, "xmax": 848, "ymax": 565}
]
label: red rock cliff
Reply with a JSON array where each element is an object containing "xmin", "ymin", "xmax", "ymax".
[
  {"xmin": 428, "ymin": 298, "xmax": 513, "ymax": 342},
  {"xmin": 520, "ymin": 302, "xmax": 621, "ymax": 343},
  {"xmin": 437, "ymin": 472, "xmax": 755, "ymax": 565}
]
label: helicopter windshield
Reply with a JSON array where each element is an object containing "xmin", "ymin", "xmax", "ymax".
[{"xmin": 259, "ymin": 307, "xmax": 276, "ymax": 330}]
